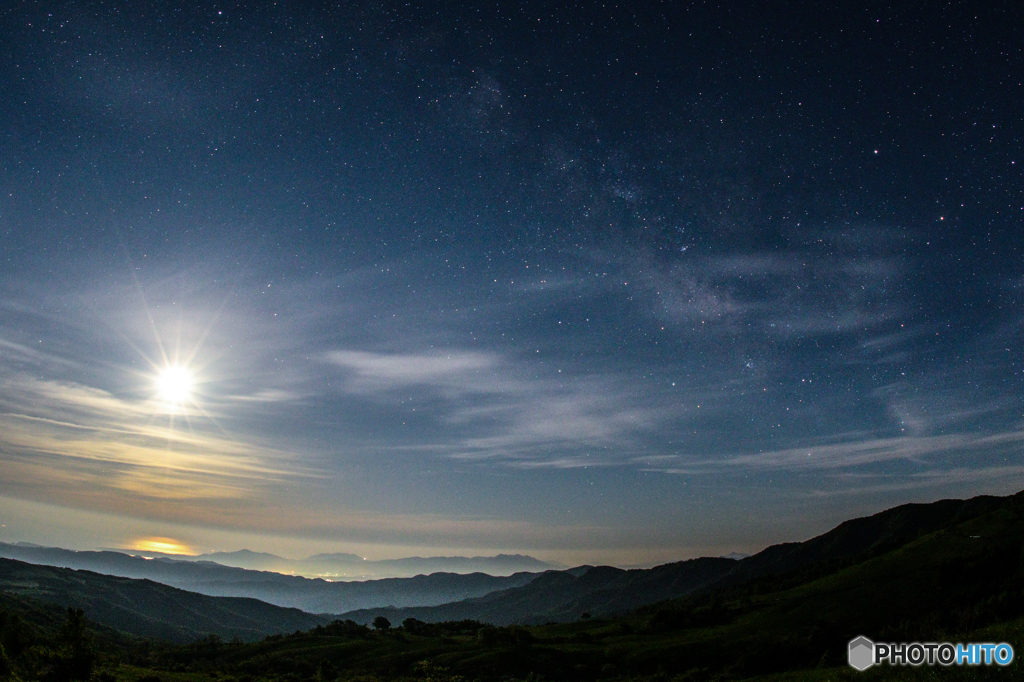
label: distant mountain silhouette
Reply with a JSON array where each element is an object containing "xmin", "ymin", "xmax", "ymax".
[
  {"xmin": 94, "ymin": 547, "xmax": 560, "ymax": 578},
  {"xmin": 198, "ymin": 549, "xmax": 301, "ymax": 572},
  {"xmin": 302, "ymin": 551, "xmax": 364, "ymax": 563},
  {"xmin": 0, "ymin": 544, "xmax": 540, "ymax": 613},
  {"xmin": 346, "ymin": 554, "xmax": 559, "ymax": 577}
]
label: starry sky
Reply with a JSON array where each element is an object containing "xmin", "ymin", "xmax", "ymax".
[{"xmin": 0, "ymin": 1, "xmax": 1022, "ymax": 566}]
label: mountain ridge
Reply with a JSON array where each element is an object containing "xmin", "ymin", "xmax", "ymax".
[
  {"xmin": 0, "ymin": 543, "xmax": 541, "ymax": 614},
  {"xmin": 109, "ymin": 548, "xmax": 561, "ymax": 578},
  {"xmin": 4, "ymin": 489, "xmax": 1021, "ymax": 642},
  {"xmin": 337, "ymin": 490, "xmax": 1023, "ymax": 625}
]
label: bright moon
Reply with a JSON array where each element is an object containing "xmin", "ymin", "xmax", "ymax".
[{"xmin": 156, "ymin": 365, "xmax": 194, "ymax": 404}]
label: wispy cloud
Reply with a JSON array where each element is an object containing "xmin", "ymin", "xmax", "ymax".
[
  {"xmin": 324, "ymin": 348, "xmax": 660, "ymax": 467},
  {"xmin": 1, "ymin": 245, "xmax": 1020, "ymax": 557},
  {"xmin": 452, "ymin": 388, "xmax": 654, "ymax": 464},
  {"xmin": 325, "ymin": 350, "xmax": 497, "ymax": 391},
  {"xmin": 226, "ymin": 389, "xmax": 303, "ymax": 403},
  {"xmin": 0, "ymin": 370, "xmax": 307, "ymax": 510},
  {"xmin": 640, "ymin": 430, "xmax": 1024, "ymax": 475}
]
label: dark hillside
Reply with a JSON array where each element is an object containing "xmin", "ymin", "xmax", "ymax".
[
  {"xmin": 341, "ymin": 556, "xmax": 736, "ymax": 625},
  {"xmin": 0, "ymin": 559, "xmax": 328, "ymax": 642},
  {"xmin": 627, "ymin": 491, "xmax": 1024, "ymax": 677},
  {"xmin": 708, "ymin": 492, "xmax": 1011, "ymax": 591},
  {"xmin": 338, "ymin": 491, "xmax": 1022, "ymax": 628}
]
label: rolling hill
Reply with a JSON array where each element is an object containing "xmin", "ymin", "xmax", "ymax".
[{"xmin": 0, "ymin": 558, "xmax": 330, "ymax": 642}]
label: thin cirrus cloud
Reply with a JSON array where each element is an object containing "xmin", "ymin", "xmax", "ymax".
[
  {"xmin": 637, "ymin": 429, "xmax": 1024, "ymax": 485},
  {"xmin": 324, "ymin": 349, "xmax": 496, "ymax": 392},
  {"xmin": 0, "ymin": 368, "xmax": 306, "ymax": 510},
  {"xmin": 0, "ymin": 349, "xmax": 623, "ymax": 547},
  {"xmin": 804, "ymin": 465, "xmax": 1024, "ymax": 499},
  {"xmin": 452, "ymin": 390, "xmax": 654, "ymax": 465},
  {"xmin": 324, "ymin": 348, "xmax": 659, "ymax": 467},
  {"xmin": 1, "ymin": 243, "xmax": 1018, "ymax": 554}
]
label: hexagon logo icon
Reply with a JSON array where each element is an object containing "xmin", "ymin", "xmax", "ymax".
[{"xmin": 848, "ymin": 636, "xmax": 875, "ymax": 671}]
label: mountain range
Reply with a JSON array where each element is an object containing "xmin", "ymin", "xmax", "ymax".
[
  {"xmin": 5, "ymin": 489, "xmax": 1022, "ymax": 641},
  {"xmin": 0, "ymin": 543, "xmax": 540, "ymax": 614},
  {"xmin": 106, "ymin": 548, "xmax": 559, "ymax": 579},
  {"xmin": 3, "ymin": 488, "xmax": 1023, "ymax": 680}
]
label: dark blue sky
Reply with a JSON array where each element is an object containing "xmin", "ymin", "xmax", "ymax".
[{"xmin": 0, "ymin": 0, "xmax": 1021, "ymax": 564}]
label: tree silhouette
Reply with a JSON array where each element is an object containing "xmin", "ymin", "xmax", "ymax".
[
  {"xmin": 0, "ymin": 613, "xmax": 33, "ymax": 658},
  {"xmin": 401, "ymin": 617, "xmax": 425, "ymax": 634},
  {"xmin": 0, "ymin": 642, "xmax": 12, "ymax": 679},
  {"xmin": 371, "ymin": 616, "xmax": 391, "ymax": 631},
  {"xmin": 318, "ymin": 658, "xmax": 338, "ymax": 681},
  {"xmin": 53, "ymin": 607, "xmax": 96, "ymax": 682}
]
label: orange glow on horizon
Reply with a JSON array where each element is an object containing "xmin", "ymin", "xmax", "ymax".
[{"xmin": 132, "ymin": 537, "xmax": 195, "ymax": 556}]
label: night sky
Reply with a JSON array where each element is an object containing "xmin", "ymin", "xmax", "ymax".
[{"xmin": 0, "ymin": 1, "xmax": 1022, "ymax": 565}]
